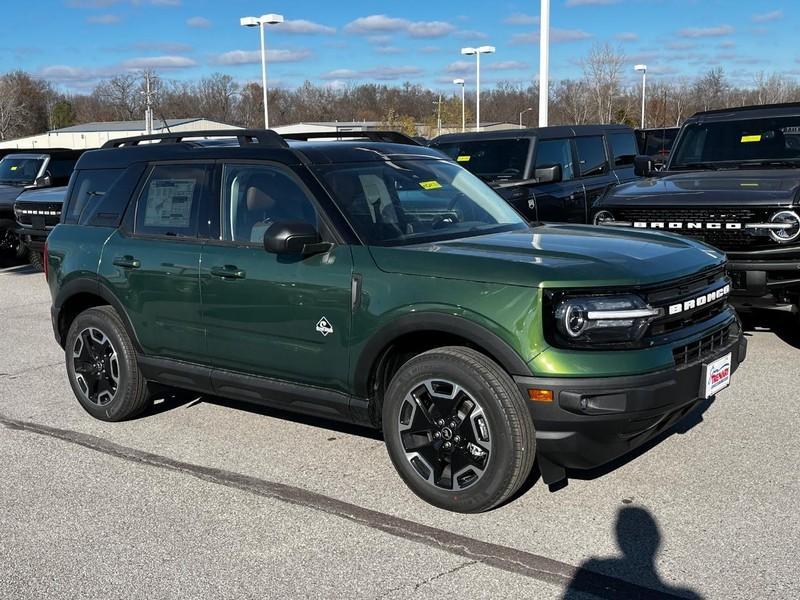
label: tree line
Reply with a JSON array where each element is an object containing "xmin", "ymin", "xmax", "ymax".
[{"xmin": 1, "ymin": 43, "xmax": 799, "ymax": 141}]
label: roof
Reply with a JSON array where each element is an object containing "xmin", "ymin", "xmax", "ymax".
[
  {"xmin": 689, "ymin": 103, "xmax": 800, "ymax": 121},
  {"xmin": 429, "ymin": 123, "xmax": 634, "ymax": 144},
  {"xmin": 51, "ymin": 118, "xmax": 207, "ymax": 133},
  {"xmin": 1, "ymin": 149, "xmax": 85, "ymax": 160}
]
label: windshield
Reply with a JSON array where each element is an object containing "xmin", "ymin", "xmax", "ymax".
[
  {"xmin": 644, "ymin": 128, "xmax": 678, "ymax": 157},
  {"xmin": 0, "ymin": 157, "xmax": 43, "ymax": 185},
  {"xmin": 431, "ymin": 138, "xmax": 531, "ymax": 181},
  {"xmin": 671, "ymin": 116, "xmax": 800, "ymax": 168},
  {"xmin": 317, "ymin": 159, "xmax": 527, "ymax": 246}
]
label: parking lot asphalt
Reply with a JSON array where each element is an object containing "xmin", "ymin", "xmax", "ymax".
[{"xmin": 1, "ymin": 257, "xmax": 798, "ymax": 599}]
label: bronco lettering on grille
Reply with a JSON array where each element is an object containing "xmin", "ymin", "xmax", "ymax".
[
  {"xmin": 633, "ymin": 222, "xmax": 743, "ymax": 230},
  {"xmin": 667, "ymin": 285, "xmax": 731, "ymax": 316}
]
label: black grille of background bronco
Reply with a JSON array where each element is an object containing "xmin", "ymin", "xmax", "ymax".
[{"xmin": 15, "ymin": 202, "xmax": 63, "ymax": 228}]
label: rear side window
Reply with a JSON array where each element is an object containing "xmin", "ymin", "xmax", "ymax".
[
  {"xmin": 65, "ymin": 169, "xmax": 124, "ymax": 224},
  {"xmin": 433, "ymin": 139, "xmax": 530, "ymax": 181},
  {"xmin": 534, "ymin": 138, "xmax": 575, "ymax": 180},
  {"xmin": 609, "ymin": 132, "xmax": 638, "ymax": 167},
  {"xmin": 574, "ymin": 136, "xmax": 609, "ymax": 177},
  {"xmin": 134, "ymin": 164, "xmax": 208, "ymax": 237}
]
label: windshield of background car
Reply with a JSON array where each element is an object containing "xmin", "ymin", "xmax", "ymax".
[
  {"xmin": 316, "ymin": 159, "xmax": 528, "ymax": 246},
  {"xmin": 0, "ymin": 157, "xmax": 43, "ymax": 185},
  {"xmin": 671, "ymin": 116, "xmax": 800, "ymax": 167},
  {"xmin": 431, "ymin": 139, "xmax": 531, "ymax": 182}
]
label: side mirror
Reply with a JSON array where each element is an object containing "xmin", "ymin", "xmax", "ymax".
[
  {"xmin": 34, "ymin": 175, "xmax": 51, "ymax": 188},
  {"xmin": 534, "ymin": 164, "xmax": 562, "ymax": 184},
  {"xmin": 633, "ymin": 155, "xmax": 654, "ymax": 177},
  {"xmin": 263, "ymin": 220, "xmax": 330, "ymax": 256}
]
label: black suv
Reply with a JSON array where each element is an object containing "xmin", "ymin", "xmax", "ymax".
[
  {"xmin": 0, "ymin": 149, "xmax": 84, "ymax": 259},
  {"xmin": 13, "ymin": 186, "xmax": 67, "ymax": 270},
  {"xmin": 429, "ymin": 124, "xmax": 639, "ymax": 223},
  {"xmin": 594, "ymin": 103, "xmax": 800, "ymax": 316}
]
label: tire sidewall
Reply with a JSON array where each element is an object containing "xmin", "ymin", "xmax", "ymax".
[
  {"xmin": 382, "ymin": 353, "xmax": 520, "ymax": 513},
  {"xmin": 65, "ymin": 309, "xmax": 137, "ymax": 421}
]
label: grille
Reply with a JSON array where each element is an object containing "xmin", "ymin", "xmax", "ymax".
[
  {"xmin": 614, "ymin": 207, "xmax": 777, "ymax": 251},
  {"xmin": 15, "ymin": 201, "xmax": 62, "ymax": 227},
  {"xmin": 672, "ymin": 323, "xmax": 737, "ymax": 367}
]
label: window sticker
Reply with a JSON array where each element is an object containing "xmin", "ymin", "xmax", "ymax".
[
  {"xmin": 740, "ymin": 134, "xmax": 762, "ymax": 143},
  {"xmin": 10, "ymin": 166, "xmax": 17, "ymax": 170},
  {"xmin": 419, "ymin": 180, "xmax": 443, "ymax": 190},
  {"xmin": 456, "ymin": 155, "xmax": 471, "ymax": 162},
  {"xmin": 143, "ymin": 179, "xmax": 196, "ymax": 228}
]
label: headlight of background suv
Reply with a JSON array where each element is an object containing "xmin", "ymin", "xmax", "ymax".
[{"xmin": 551, "ymin": 294, "xmax": 660, "ymax": 347}]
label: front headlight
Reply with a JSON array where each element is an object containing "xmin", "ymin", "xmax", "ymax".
[{"xmin": 552, "ymin": 294, "xmax": 659, "ymax": 346}]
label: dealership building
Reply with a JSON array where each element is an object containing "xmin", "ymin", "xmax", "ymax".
[{"xmin": 0, "ymin": 118, "xmax": 242, "ymax": 150}]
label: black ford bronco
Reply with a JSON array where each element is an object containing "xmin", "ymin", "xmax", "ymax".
[
  {"xmin": 13, "ymin": 186, "xmax": 67, "ymax": 271},
  {"xmin": 594, "ymin": 103, "xmax": 800, "ymax": 316},
  {"xmin": 429, "ymin": 124, "xmax": 639, "ymax": 224}
]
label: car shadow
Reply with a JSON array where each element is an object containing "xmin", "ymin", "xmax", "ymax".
[
  {"xmin": 562, "ymin": 506, "xmax": 703, "ymax": 599},
  {"xmin": 739, "ymin": 308, "xmax": 800, "ymax": 350}
]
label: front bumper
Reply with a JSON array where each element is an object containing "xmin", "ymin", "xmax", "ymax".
[
  {"xmin": 16, "ymin": 227, "xmax": 49, "ymax": 251},
  {"xmin": 514, "ymin": 326, "xmax": 747, "ymax": 483},
  {"xmin": 726, "ymin": 251, "xmax": 800, "ymax": 304}
]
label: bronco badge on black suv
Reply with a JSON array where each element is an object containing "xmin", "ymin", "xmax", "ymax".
[
  {"xmin": 45, "ymin": 129, "xmax": 746, "ymax": 512},
  {"xmin": 594, "ymin": 103, "xmax": 800, "ymax": 317}
]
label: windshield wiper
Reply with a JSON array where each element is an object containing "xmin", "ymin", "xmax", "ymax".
[
  {"xmin": 672, "ymin": 162, "xmax": 721, "ymax": 171},
  {"xmin": 735, "ymin": 159, "xmax": 800, "ymax": 169}
]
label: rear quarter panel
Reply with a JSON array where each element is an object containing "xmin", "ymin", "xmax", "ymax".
[{"xmin": 46, "ymin": 224, "xmax": 115, "ymax": 304}]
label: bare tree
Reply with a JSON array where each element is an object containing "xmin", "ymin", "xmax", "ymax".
[
  {"xmin": 94, "ymin": 74, "xmax": 143, "ymax": 121},
  {"xmin": 0, "ymin": 77, "xmax": 27, "ymax": 140},
  {"xmin": 583, "ymin": 42, "xmax": 625, "ymax": 123}
]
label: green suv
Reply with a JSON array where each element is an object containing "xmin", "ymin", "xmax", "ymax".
[{"xmin": 45, "ymin": 130, "xmax": 746, "ymax": 512}]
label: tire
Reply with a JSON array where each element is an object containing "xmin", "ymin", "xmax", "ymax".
[
  {"xmin": 0, "ymin": 218, "xmax": 24, "ymax": 258},
  {"xmin": 64, "ymin": 306, "xmax": 150, "ymax": 422},
  {"xmin": 27, "ymin": 249, "xmax": 44, "ymax": 272},
  {"xmin": 382, "ymin": 346, "xmax": 536, "ymax": 513}
]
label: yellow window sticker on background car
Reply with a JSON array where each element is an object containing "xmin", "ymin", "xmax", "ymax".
[
  {"xmin": 10, "ymin": 166, "xmax": 17, "ymax": 170},
  {"xmin": 740, "ymin": 134, "xmax": 762, "ymax": 143},
  {"xmin": 419, "ymin": 180, "xmax": 443, "ymax": 190},
  {"xmin": 456, "ymin": 155, "xmax": 471, "ymax": 162}
]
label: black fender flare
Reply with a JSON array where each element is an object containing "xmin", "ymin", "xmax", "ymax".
[
  {"xmin": 352, "ymin": 312, "xmax": 531, "ymax": 398},
  {"xmin": 54, "ymin": 277, "xmax": 143, "ymax": 352}
]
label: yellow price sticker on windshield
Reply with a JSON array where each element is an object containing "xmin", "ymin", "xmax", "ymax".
[
  {"xmin": 456, "ymin": 155, "xmax": 471, "ymax": 162},
  {"xmin": 419, "ymin": 180, "xmax": 443, "ymax": 190},
  {"xmin": 10, "ymin": 166, "xmax": 17, "ymax": 170},
  {"xmin": 741, "ymin": 134, "xmax": 762, "ymax": 143}
]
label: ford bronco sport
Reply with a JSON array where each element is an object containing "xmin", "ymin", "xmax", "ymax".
[
  {"xmin": 45, "ymin": 129, "xmax": 746, "ymax": 512},
  {"xmin": 594, "ymin": 103, "xmax": 800, "ymax": 317}
]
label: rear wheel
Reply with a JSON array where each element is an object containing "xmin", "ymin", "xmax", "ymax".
[
  {"xmin": 65, "ymin": 306, "xmax": 150, "ymax": 421},
  {"xmin": 382, "ymin": 346, "xmax": 536, "ymax": 513}
]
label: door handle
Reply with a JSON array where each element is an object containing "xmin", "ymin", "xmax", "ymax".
[
  {"xmin": 210, "ymin": 265, "xmax": 246, "ymax": 279},
  {"xmin": 113, "ymin": 256, "xmax": 140, "ymax": 269}
]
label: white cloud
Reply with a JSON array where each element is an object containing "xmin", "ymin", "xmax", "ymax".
[
  {"xmin": 344, "ymin": 14, "xmax": 454, "ymax": 38},
  {"xmin": 87, "ymin": 14, "xmax": 121, "ymax": 24},
  {"xmin": 752, "ymin": 10, "xmax": 782, "ymax": 23},
  {"xmin": 277, "ymin": 19, "xmax": 335, "ymax": 35},
  {"xmin": 186, "ymin": 16, "xmax": 210, "ymax": 28},
  {"xmin": 504, "ymin": 13, "xmax": 539, "ymax": 25},
  {"xmin": 120, "ymin": 55, "xmax": 196, "ymax": 69},
  {"xmin": 133, "ymin": 41, "xmax": 193, "ymax": 53},
  {"xmin": 615, "ymin": 32, "xmax": 638, "ymax": 42},
  {"xmin": 320, "ymin": 69, "xmax": 360, "ymax": 80},
  {"xmin": 678, "ymin": 25, "xmax": 734, "ymax": 38},
  {"xmin": 211, "ymin": 49, "xmax": 312, "ymax": 65},
  {"xmin": 511, "ymin": 28, "xmax": 591, "ymax": 44},
  {"xmin": 375, "ymin": 46, "xmax": 404, "ymax": 55},
  {"xmin": 454, "ymin": 30, "xmax": 489, "ymax": 40},
  {"xmin": 565, "ymin": 0, "xmax": 619, "ymax": 6},
  {"xmin": 320, "ymin": 65, "xmax": 424, "ymax": 81}
]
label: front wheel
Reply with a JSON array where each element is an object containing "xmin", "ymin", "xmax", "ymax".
[
  {"xmin": 27, "ymin": 249, "xmax": 44, "ymax": 272},
  {"xmin": 65, "ymin": 306, "xmax": 150, "ymax": 421},
  {"xmin": 382, "ymin": 346, "xmax": 536, "ymax": 513}
]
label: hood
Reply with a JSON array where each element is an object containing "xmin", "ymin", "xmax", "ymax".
[
  {"xmin": 15, "ymin": 186, "xmax": 67, "ymax": 204},
  {"xmin": 602, "ymin": 170, "xmax": 800, "ymax": 207},
  {"xmin": 0, "ymin": 184, "xmax": 24, "ymax": 209},
  {"xmin": 368, "ymin": 225, "xmax": 725, "ymax": 289}
]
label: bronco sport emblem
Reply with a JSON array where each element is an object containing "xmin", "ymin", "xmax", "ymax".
[{"xmin": 315, "ymin": 317, "xmax": 334, "ymax": 337}]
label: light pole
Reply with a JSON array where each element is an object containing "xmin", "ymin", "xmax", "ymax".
[
  {"xmin": 635, "ymin": 64, "xmax": 647, "ymax": 129},
  {"xmin": 538, "ymin": 0, "xmax": 550, "ymax": 126},
  {"xmin": 453, "ymin": 78, "xmax": 465, "ymax": 132},
  {"xmin": 240, "ymin": 13, "xmax": 284, "ymax": 129},
  {"xmin": 519, "ymin": 107, "xmax": 533, "ymax": 129},
  {"xmin": 461, "ymin": 45, "xmax": 495, "ymax": 132}
]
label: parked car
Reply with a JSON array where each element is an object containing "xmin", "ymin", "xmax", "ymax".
[
  {"xmin": 429, "ymin": 124, "xmax": 640, "ymax": 223},
  {"xmin": 0, "ymin": 149, "xmax": 84, "ymax": 259},
  {"xmin": 593, "ymin": 103, "xmax": 800, "ymax": 317},
  {"xmin": 45, "ymin": 129, "xmax": 745, "ymax": 512},
  {"xmin": 13, "ymin": 186, "xmax": 67, "ymax": 271},
  {"xmin": 636, "ymin": 126, "xmax": 680, "ymax": 167}
]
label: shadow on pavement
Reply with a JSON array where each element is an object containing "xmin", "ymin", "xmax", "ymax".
[
  {"xmin": 739, "ymin": 308, "xmax": 800, "ymax": 350},
  {"xmin": 563, "ymin": 506, "xmax": 702, "ymax": 599}
]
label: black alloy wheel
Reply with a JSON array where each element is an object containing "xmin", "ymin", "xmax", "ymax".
[{"xmin": 72, "ymin": 326, "xmax": 120, "ymax": 407}]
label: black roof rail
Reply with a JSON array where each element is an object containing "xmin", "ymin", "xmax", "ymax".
[
  {"xmin": 281, "ymin": 130, "xmax": 421, "ymax": 146},
  {"xmin": 101, "ymin": 129, "xmax": 289, "ymax": 149}
]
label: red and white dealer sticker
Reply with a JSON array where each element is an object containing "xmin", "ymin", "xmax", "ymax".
[{"xmin": 703, "ymin": 353, "xmax": 732, "ymax": 398}]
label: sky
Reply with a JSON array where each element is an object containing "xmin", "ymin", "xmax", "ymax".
[{"xmin": 0, "ymin": 0, "xmax": 795, "ymax": 93}]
